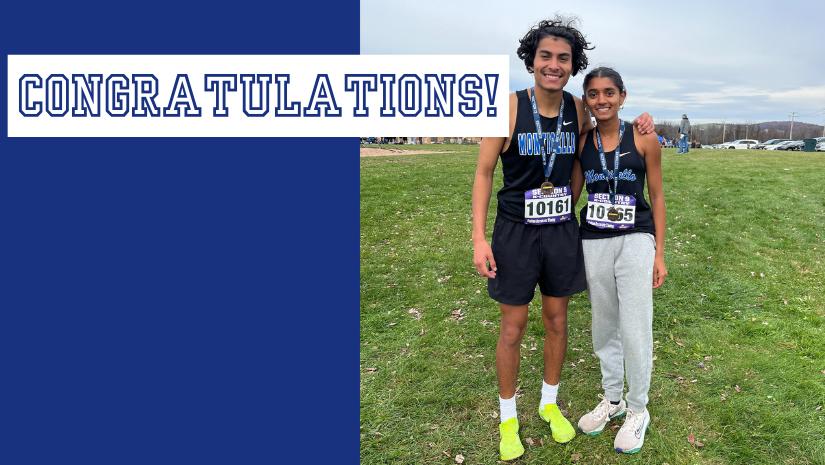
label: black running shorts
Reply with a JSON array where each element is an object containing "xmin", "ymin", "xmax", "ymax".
[{"xmin": 487, "ymin": 215, "xmax": 587, "ymax": 305}]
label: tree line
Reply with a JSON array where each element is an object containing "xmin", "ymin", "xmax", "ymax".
[{"xmin": 653, "ymin": 120, "xmax": 825, "ymax": 144}]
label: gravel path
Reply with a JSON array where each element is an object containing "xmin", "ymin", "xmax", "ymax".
[{"xmin": 360, "ymin": 147, "xmax": 457, "ymax": 157}]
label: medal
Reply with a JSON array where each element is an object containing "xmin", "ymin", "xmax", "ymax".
[
  {"xmin": 607, "ymin": 207, "xmax": 620, "ymax": 221},
  {"xmin": 530, "ymin": 88, "xmax": 564, "ymax": 191}
]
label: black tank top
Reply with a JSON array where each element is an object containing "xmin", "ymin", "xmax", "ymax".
[
  {"xmin": 496, "ymin": 90, "xmax": 580, "ymax": 223},
  {"xmin": 578, "ymin": 126, "xmax": 655, "ymax": 239}
]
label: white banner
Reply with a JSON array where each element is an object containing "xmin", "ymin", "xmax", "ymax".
[{"xmin": 8, "ymin": 55, "xmax": 508, "ymax": 138}]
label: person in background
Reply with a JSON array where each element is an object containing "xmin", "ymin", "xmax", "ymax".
[{"xmin": 677, "ymin": 114, "xmax": 690, "ymax": 153}]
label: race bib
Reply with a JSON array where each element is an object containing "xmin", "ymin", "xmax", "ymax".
[
  {"xmin": 524, "ymin": 186, "xmax": 572, "ymax": 225},
  {"xmin": 585, "ymin": 193, "xmax": 636, "ymax": 230}
]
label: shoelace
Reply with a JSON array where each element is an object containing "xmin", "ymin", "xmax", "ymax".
[
  {"xmin": 619, "ymin": 409, "xmax": 642, "ymax": 433},
  {"xmin": 591, "ymin": 394, "xmax": 610, "ymax": 419}
]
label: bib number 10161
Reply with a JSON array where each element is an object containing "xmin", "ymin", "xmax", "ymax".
[
  {"xmin": 524, "ymin": 186, "xmax": 572, "ymax": 225},
  {"xmin": 527, "ymin": 197, "xmax": 569, "ymax": 217}
]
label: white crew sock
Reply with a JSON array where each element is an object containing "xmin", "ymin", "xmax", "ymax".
[
  {"xmin": 540, "ymin": 381, "xmax": 559, "ymax": 408},
  {"xmin": 499, "ymin": 395, "xmax": 517, "ymax": 422}
]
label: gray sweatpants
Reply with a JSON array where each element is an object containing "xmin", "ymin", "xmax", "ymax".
[{"xmin": 582, "ymin": 233, "xmax": 655, "ymax": 413}]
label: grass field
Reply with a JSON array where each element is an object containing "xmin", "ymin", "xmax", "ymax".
[{"xmin": 360, "ymin": 145, "xmax": 825, "ymax": 465}]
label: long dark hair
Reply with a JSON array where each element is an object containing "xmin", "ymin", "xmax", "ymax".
[{"xmin": 582, "ymin": 67, "xmax": 626, "ymax": 94}]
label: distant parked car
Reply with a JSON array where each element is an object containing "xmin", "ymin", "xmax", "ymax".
[
  {"xmin": 721, "ymin": 139, "xmax": 760, "ymax": 149},
  {"xmin": 754, "ymin": 139, "xmax": 791, "ymax": 149},
  {"xmin": 817, "ymin": 142, "xmax": 825, "ymax": 152},
  {"xmin": 775, "ymin": 141, "xmax": 804, "ymax": 151},
  {"xmin": 766, "ymin": 141, "xmax": 793, "ymax": 150}
]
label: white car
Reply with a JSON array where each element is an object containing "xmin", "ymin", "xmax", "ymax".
[{"xmin": 720, "ymin": 139, "xmax": 759, "ymax": 149}]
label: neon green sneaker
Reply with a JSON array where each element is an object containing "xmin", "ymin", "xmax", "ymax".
[
  {"xmin": 499, "ymin": 417, "xmax": 525, "ymax": 460},
  {"xmin": 539, "ymin": 403, "xmax": 576, "ymax": 443}
]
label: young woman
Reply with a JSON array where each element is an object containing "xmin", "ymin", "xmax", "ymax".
[
  {"xmin": 471, "ymin": 16, "xmax": 655, "ymax": 460},
  {"xmin": 572, "ymin": 67, "xmax": 666, "ymax": 454}
]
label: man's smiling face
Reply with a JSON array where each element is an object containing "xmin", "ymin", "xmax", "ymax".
[{"xmin": 531, "ymin": 36, "xmax": 573, "ymax": 93}]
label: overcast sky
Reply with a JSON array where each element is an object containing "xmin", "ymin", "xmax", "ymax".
[{"xmin": 361, "ymin": 0, "xmax": 825, "ymax": 126}]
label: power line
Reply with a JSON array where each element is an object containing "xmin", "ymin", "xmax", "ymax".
[{"xmin": 799, "ymin": 108, "xmax": 825, "ymax": 117}]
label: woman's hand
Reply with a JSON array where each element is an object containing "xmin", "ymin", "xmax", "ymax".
[{"xmin": 652, "ymin": 255, "xmax": 667, "ymax": 289}]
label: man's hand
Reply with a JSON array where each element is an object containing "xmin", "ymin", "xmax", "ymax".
[
  {"xmin": 473, "ymin": 240, "xmax": 497, "ymax": 278},
  {"xmin": 652, "ymin": 256, "xmax": 667, "ymax": 289},
  {"xmin": 632, "ymin": 112, "xmax": 655, "ymax": 135}
]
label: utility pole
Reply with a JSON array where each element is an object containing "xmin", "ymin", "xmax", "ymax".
[
  {"xmin": 789, "ymin": 112, "xmax": 798, "ymax": 139},
  {"xmin": 721, "ymin": 120, "xmax": 726, "ymax": 143}
]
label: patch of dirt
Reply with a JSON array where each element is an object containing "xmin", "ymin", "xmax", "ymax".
[{"xmin": 360, "ymin": 147, "xmax": 456, "ymax": 157}]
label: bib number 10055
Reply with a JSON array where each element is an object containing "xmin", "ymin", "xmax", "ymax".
[
  {"xmin": 524, "ymin": 186, "xmax": 572, "ymax": 225},
  {"xmin": 584, "ymin": 193, "xmax": 636, "ymax": 230},
  {"xmin": 587, "ymin": 203, "xmax": 633, "ymax": 222}
]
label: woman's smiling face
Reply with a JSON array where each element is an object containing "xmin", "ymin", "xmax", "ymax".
[{"xmin": 584, "ymin": 76, "xmax": 626, "ymax": 122}]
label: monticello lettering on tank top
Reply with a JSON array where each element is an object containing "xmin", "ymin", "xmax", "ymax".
[
  {"xmin": 517, "ymin": 131, "xmax": 576, "ymax": 155},
  {"xmin": 583, "ymin": 168, "xmax": 637, "ymax": 184}
]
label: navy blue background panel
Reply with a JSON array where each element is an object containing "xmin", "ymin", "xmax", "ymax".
[{"xmin": 0, "ymin": 2, "xmax": 358, "ymax": 464}]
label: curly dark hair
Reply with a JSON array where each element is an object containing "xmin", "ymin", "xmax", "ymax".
[{"xmin": 517, "ymin": 14, "xmax": 594, "ymax": 76}]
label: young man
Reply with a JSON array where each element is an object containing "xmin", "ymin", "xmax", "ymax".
[{"xmin": 471, "ymin": 16, "xmax": 655, "ymax": 461}]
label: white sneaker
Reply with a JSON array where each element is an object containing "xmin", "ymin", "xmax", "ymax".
[
  {"xmin": 614, "ymin": 408, "xmax": 650, "ymax": 454},
  {"xmin": 577, "ymin": 394, "xmax": 626, "ymax": 435}
]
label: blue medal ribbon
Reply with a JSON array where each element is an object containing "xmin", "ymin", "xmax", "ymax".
[
  {"xmin": 594, "ymin": 119, "xmax": 625, "ymax": 205},
  {"xmin": 530, "ymin": 88, "xmax": 564, "ymax": 181}
]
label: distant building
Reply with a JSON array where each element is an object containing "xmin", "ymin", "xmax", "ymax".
[
  {"xmin": 362, "ymin": 137, "xmax": 483, "ymax": 145},
  {"xmin": 420, "ymin": 137, "xmax": 483, "ymax": 144}
]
